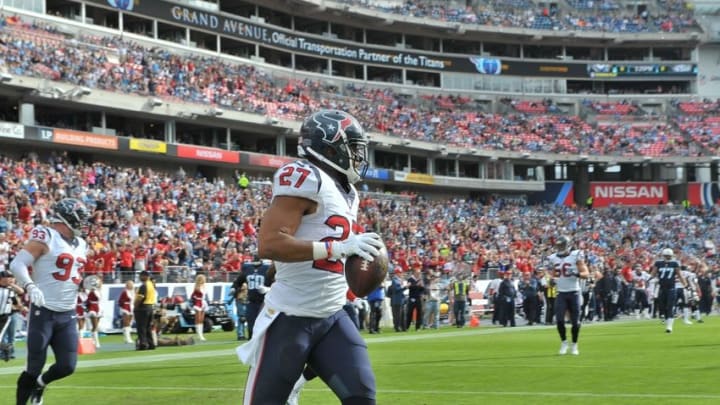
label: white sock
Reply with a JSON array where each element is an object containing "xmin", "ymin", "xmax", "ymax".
[
  {"xmin": 293, "ymin": 375, "xmax": 307, "ymax": 389},
  {"xmin": 36, "ymin": 375, "xmax": 45, "ymax": 387}
]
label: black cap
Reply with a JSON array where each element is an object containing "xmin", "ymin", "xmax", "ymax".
[
  {"xmin": 0, "ymin": 271, "xmax": 12, "ymax": 278},
  {"xmin": 139, "ymin": 270, "xmax": 150, "ymax": 277}
]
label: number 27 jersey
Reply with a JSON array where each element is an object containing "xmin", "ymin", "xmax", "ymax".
[
  {"xmin": 30, "ymin": 226, "xmax": 87, "ymax": 312},
  {"xmin": 264, "ymin": 160, "xmax": 359, "ymax": 318}
]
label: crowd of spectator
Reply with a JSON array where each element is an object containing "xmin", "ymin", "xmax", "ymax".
[
  {"xmin": 337, "ymin": 0, "xmax": 697, "ymax": 33},
  {"xmin": 1, "ymin": 19, "xmax": 718, "ymax": 158},
  {"xmin": 2, "ymin": 152, "xmax": 720, "ymax": 291}
]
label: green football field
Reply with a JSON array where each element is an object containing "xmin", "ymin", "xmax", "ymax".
[{"xmin": 1, "ymin": 316, "xmax": 719, "ymax": 405}]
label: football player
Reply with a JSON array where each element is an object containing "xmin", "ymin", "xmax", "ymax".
[
  {"xmin": 632, "ymin": 264, "xmax": 651, "ymax": 319},
  {"xmin": 234, "ymin": 255, "xmax": 273, "ymax": 340},
  {"xmin": 237, "ymin": 110, "xmax": 384, "ymax": 404},
  {"xmin": 651, "ymin": 248, "xmax": 687, "ymax": 333},
  {"xmin": 545, "ymin": 235, "xmax": 589, "ymax": 355},
  {"xmin": 10, "ymin": 198, "xmax": 90, "ymax": 405}
]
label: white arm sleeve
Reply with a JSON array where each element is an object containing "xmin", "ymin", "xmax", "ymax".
[{"xmin": 10, "ymin": 249, "xmax": 35, "ymax": 287}]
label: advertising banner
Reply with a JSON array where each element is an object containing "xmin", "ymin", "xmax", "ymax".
[
  {"xmin": 527, "ymin": 181, "xmax": 574, "ymax": 206},
  {"xmin": 129, "ymin": 138, "xmax": 168, "ymax": 154},
  {"xmin": 687, "ymin": 182, "xmax": 719, "ymax": 208},
  {"xmin": 246, "ymin": 153, "xmax": 295, "ymax": 168},
  {"xmin": 364, "ymin": 168, "xmax": 391, "ymax": 181},
  {"xmin": 394, "ymin": 171, "xmax": 434, "ymax": 184},
  {"xmin": 98, "ymin": 282, "xmax": 231, "ymax": 332},
  {"xmin": 589, "ymin": 182, "xmax": 668, "ymax": 207},
  {"xmin": 53, "ymin": 129, "xmax": 119, "ymax": 150},
  {"xmin": 0, "ymin": 122, "xmax": 24, "ymax": 139},
  {"xmin": 87, "ymin": 0, "xmax": 697, "ymax": 78},
  {"xmin": 176, "ymin": 144, "xmax": 239, "ymax": 163}
]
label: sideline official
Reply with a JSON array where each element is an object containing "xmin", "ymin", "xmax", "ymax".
[{"xmin": 134, "ymin": 271, "xmax": 157, "ymax": 350}]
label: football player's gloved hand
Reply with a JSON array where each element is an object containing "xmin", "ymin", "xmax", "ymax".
[
  {"xmin": 256, "ymin": 285, "xmax": 269, "ymax": 295},
  {"xmin": 331, "ymin": 232, "xmax": 383, "ymax": 262},
  {"xmin": 26, "ymin": 284, "xmax": 45, "ymax": 307}
]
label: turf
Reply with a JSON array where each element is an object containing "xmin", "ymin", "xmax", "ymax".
[{"xmin": 1, "ymin": 316, "xmax": 718, "ymax": 404}]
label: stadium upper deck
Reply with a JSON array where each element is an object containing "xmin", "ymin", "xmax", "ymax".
[{"xmin": 0, "ymin": 0, "xmax": 717, "ymax": 197}]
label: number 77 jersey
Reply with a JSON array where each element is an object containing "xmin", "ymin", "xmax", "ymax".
[
  {"xmin": 265, "ymin": 160, "xmax": 360, "ymax": 317},
  {"xmin": 547, "ymin": 250, "xmax": 585, "ymax": 293},
  {"xmin": 29, "ymin": 225, "xmax": 88, "ymax": 312}
]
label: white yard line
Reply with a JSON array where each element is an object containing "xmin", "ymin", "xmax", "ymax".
[{"xmin": 0, "ymin": 384, "xmax": 717, "ymax": 400}]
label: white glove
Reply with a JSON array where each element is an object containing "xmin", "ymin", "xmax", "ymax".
[
  {"xmin": 26, "ymin": 284, "xmax": 45, "ymax": 307},
  {"xmin": 331, "ymin": 232, "xmax": 384, "ymax": 262},
  {"xmin": 256, "ymin": 285, "xmax": 269, "ymax": 295}
]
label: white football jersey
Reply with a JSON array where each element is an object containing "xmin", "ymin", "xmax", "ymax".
[
  {"xmin": 29, "ymin": 225, "xmax": 87, "ymax": 312},
  {"xmin": 547, "ymin": 249, "xmax": 585, "ymax": 292},
  {"xmin": 264, "ymin": 160, "xmax": 358, "ymax": 317},
  {"xmin": 633, "ymin": 271, "xmax": 651, "ymax": 290},
  {"xmin": 676, "ymin": 270, "xmax": 694, "ymax": 289}
]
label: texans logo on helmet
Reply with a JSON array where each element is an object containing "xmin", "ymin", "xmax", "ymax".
[{"xmin": 313, "ymin": 111, "xmax": 350, "ymax": 144}]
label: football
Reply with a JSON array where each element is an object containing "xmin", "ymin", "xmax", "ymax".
[{"xmin": 345, "ymin": 244, "xmax": 389, "ymax": 297}]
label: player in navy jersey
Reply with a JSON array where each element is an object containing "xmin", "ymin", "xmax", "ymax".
[
  {"xmin": 232, "ymin": 257, "xmax": 273, "ymax": 339},
  {"xmin": 651, "ymin": 248, "xmax": 687, "ymax": 333},
  {"xmin": 545, "ymin": 235, "xmax": 589, "ymax": 355},
  {"xmin": 237, "ymin": 110, "xmax": 384, "ymax": 405},
  {"xmin": 10, "ymin": 198, "xmax": 90, "ymax": 405}
]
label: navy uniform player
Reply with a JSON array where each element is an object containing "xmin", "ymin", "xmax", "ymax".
[
  {"xmin": 234, "ymin": 256, "xmax": 273, "ymax": 340},
  {"xmin": 545, "ymin": 236, "xmax": 589, "ymax": 355},
  {"xmin": 237, "ymin": 110, "xmax": 384, "ymax": 405},
  {"xmin": 10, "ymin": 198, "xmax": 89, "ymax": 405},
  {"xmin": 651, "ymin": 248, "xmax": 686, "ymax": 333}
]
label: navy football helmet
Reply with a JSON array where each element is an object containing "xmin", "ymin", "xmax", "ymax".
[
  {"xmin": 298, "ymin": 110, "xmax": 368, "ymax": 184},
  {"xmin": 555, "ymin": 235, "xmax": 571, "ymax": 256},
  {"xmin": 51, "ymin": 198, "xmax": 90, "ymax": 237}
]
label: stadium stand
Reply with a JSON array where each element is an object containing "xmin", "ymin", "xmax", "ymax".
[{"xmin": 0, "ymin": 18, "xmax": 716, "ymax": 157}]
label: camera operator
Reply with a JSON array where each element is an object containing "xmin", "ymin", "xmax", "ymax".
[{"xmin": 0, "ymin": 271, "xmax": 24, "ymax": 361}]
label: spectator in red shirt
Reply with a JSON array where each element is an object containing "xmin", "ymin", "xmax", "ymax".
[
  {"xmin": 101, "ymin": 247, "xmax": 117, "ymax": 284},
  {"xmin": 17, "ymin": 199, "xmax": 33, "ymax": 224},
  {"xmin": 119, "ymin": 243, "xmax": 135, "ymax": 282}
]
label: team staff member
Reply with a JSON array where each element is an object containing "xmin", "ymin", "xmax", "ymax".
[
  {"xmin": 10, "ymin": 198, "xmax": 90, "ymax": 405},
  {"xmin": 450, "ymin": 276, "xmax": 470, "ymax": 328},
  {"xmin": 134, "ymin": 270, "xmax": 157, "ymax": 350}
]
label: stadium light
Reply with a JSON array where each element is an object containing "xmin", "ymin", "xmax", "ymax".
[
  {"xmin": 147, "ymin": 98, "xmax": 163, "ymax": 108},
  {"xmin": 579, "ymin": 154, "xmax": 589, "ymax": 161},
  {"xmin": 0, "ymin": 73, "xmax": 12, "ymax": 82},
  {"xmin": 402, "ymin": 139, "xmax": 412, "ymax": 146}
]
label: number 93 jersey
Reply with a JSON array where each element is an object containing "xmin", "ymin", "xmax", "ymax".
[
  {"xmin": 29, "ymin": 225, "xmax": 87, "ymax": 312},
  {"xmin": 265, "ymin": 160, "xmax": 359, "ymax": 318},
  {"xmin": 547, "ymin": 250, "xmax": 585, "ymax": 293}
]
